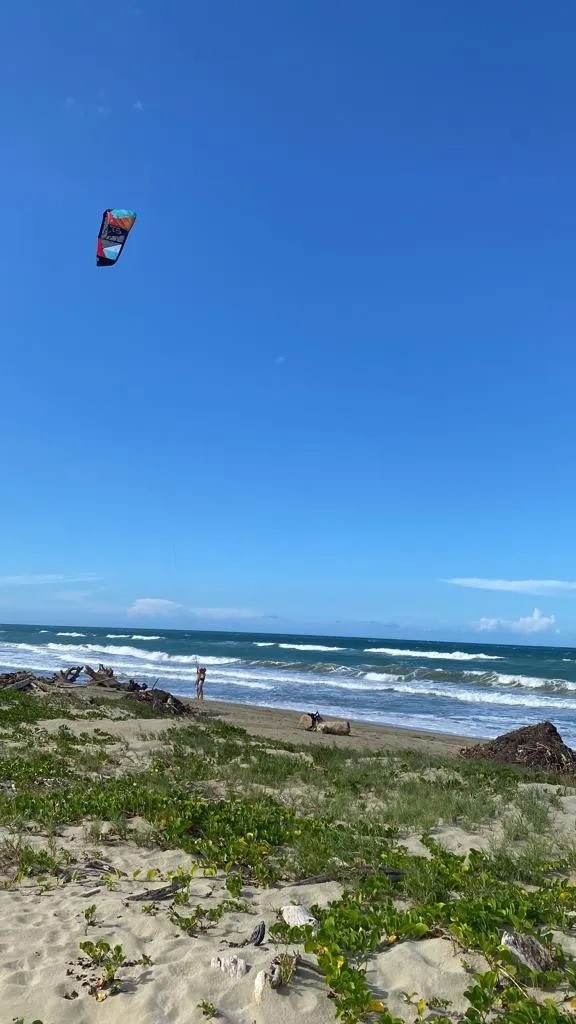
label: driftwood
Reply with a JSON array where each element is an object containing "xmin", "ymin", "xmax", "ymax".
[
  {"xmin": 55, "ymin": 666, "xmax": 84, "ymax": 684},
  {"xmin": 297, "ymin": 712, "xmax": 350, "ymax": 736},
  {"xmin": 317, "ymin": 720, "xmax": 351, "ymax": 736},
  {"xmin": 126, "ymin": 688, "xmax": 194, "ymax": 716},
  {"xmin": 84, "ymin": 664, "xmax": 147, "ymax": 692},
  {"xmin": 126, "ymin": 880, "xmax": 183, "ymax": 902},
  {"xmin": 298, "ymin": 711, "xmax": 324, "ymax": 731},
  {"xmin": 0, "ymin": 663, "xmax": 191, "ymax": 718},
  {"xmin": 0, "ymin": 671, "xmax": 72, "ymax": 693},
  {"xmin": 85, "ymin": 664, "xmax": 119, "ymax": 686},
  {"xmin": 298, "ymin": 712, "xmax": 323, "ymax": 731}
]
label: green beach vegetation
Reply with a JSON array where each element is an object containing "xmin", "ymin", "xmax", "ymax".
[{"xmin": 3, "ymin": 691, "xmax": 576, "ymax": 1021}]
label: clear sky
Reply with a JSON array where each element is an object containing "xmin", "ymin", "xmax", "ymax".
[{"xmin": 2, "ymin": 1, "xmax": 576, "ymax": 641}]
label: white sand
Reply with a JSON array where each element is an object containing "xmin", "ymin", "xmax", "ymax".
[
  {"xmin": 2, "ymin": 710, "xmax": 576, "ymax": 1021},
  {"xmin": 0, "ymin": 825, "xmax": 342, "ymax": 1023}
]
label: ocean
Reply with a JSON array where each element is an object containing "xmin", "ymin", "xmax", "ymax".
[{"xmin": 2, "ymin": 623, "xmax": 576, "ymax": 744}]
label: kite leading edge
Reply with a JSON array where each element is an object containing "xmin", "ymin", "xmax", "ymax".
[{"xmin": 96, "ymin": 209, "xmax": 137, "ymax": 267}]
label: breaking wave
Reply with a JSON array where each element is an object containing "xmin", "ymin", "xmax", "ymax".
[
  {"xmin": 364, "ymin": 648, "xmax": 502, "ymax": 661},
  {"xmin": 2, "ymin": 627, "xmax": 576, "ymax": 743},
  {"xmin": 278, "ymin": 644, "xmax": 348, "ymax": 652}
]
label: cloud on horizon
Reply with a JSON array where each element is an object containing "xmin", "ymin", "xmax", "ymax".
[
  {"xmin": 128, "ymin": 598, "xmax": 185, "ymax": 617},
  {"xmin": 128, "ymin": 598, "xmax": 259, "ymax": 621},
  {"xmin": 0, "ymin": 574, "xmax": 98, "ymax": 587},
  {"xmin": 475, "ymin": 607, "xmax": 556, "ymax": 635},
  {"xmin": 448, "ymin": 578, "xmax": 576, "ymax": 597},
  {"xmin": 191, "ymin": 607, "xmax": 258, "ymax": 620},
  {"xmin": 53, "ymin": 590, "xmax": 96, "ymax": 603}
]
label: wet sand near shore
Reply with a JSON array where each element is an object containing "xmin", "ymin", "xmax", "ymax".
[{"xmin": 76, "ymin": 686, "xmax": 480, "ymax": 756}]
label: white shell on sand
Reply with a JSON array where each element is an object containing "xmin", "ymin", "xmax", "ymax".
[
  {"xmin": 254, "ymin": 969, "xmax": 268, "ymax": 1004},
  {"xmin": 270, "ymin": 962, "xmax": 282, "ymax": 988},
  {"xmin": 281, "ymin": 904, "xmax": 318, "ymax": 929},
  {"xmin": 210, "ymin": 955, "xmax": 249, "ymax": 979}
]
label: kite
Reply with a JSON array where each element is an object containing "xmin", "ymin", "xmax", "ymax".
[{"xmin": 96, "ymin": 209, "xmax": 137, "ymax": 267}]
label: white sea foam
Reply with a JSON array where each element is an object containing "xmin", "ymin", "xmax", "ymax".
[
  {"xmin": 49, "ymin": 643, "xmax": 239, "ymax": 666},
  {"xmin": 364, "ymin": 648, "xmax": 502, "ymax": 661},
  {"xmin": 278, "ymin": 644, "xmax": 348, "ymax": 652},
  {"xmin": 56, "ymin": 632, "xmax": 86, "ymax": 638},
  {"xmin": 106, "ymin": 634, "xmax": 131, "ymax": 639},
  {"xmin": 131, "ymin": 635, "xmax": 162, "ymax": 641},
  {"xmin": 254, "ymin": 642, "xmax": 275, "ymax": 647},
  {"xmin": 351, "ymin": 673, "xmax": 576, "ymax": 709},
  {"xmin": 0, "ymin": 642, "xmax": 239, "ymax": 669}
]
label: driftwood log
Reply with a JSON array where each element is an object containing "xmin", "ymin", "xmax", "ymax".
[
  {"xmin": 0, "ymin": 670, "xmax": 82, "ymax": 693},
  {"xmin": 298, "ymin": 711, "xmax": 323, "ymax": 731},
  {"xmin": 317, "ymin": 720, "xmax": 351, "ymax": 736},
  {"xmin": 297, "ymin": 712, "xmax": 350, "ymax": 736},
  {"xmin": 84, "ymin": 664, "xmax": 147, "ymax": 692}
]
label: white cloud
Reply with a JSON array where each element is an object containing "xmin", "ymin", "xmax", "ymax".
[
  {"xmin": 448, "ymin": 578, "xmax": 576, "ymax": 597},
  {"xmin": 191, "ymin": 607, "xmax": 258, "ymax": 620},
  {"xmin": 0, "ymin": 574, "xmax": 98, "ymax": 587},
  {"xmin": 133, "ymin": 100, "xmax": 144, "ymax": 111},
  {"xmin": 128, "ymin": 599, "xmax": 260, "ymax": 621},
  {"xmin": 475, "ymin": 608, "xmax": 556, "ymax": 635},
  {"xmin": 128, "ymin": 598, "xmax": 185, "ymax": 617},
  {"xmin": 53, "ymin": 591, "xmax": 95, "ymax": 603}
]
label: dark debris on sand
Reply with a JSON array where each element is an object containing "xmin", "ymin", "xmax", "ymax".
[
  {"xmin": 0, "ymin": 665, "xmax": 196, "ymax": 717},
  {"xmin": 460, "ymin": 721, "xmax": 576, "ymax": 773}
]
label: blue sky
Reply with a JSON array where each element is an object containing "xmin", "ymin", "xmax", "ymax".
[{"xmin": 2, "ymin": 1, "xmax": 576, "ymax": 641}]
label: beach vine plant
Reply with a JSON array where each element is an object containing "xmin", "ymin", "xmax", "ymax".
[{"xmin": 4, "ymin": 693, "xmax": 576, "ymax": 1020}]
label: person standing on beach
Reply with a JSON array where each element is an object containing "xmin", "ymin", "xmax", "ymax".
[{"xmin": 196, "ymin": 665, "xmax": 206, "ymax": 701}]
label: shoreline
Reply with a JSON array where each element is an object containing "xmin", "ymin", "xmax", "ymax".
[
  {"xmin": 202, "ymin": 697, "xmax": 482, "ymax": 756},
  {"xmin": 75, "ymin": 686, "xmax": 482, "ymax": 756}
]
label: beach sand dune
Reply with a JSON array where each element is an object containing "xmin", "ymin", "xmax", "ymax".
[
  {"xmin": 2, "ymin": 695, "xmax": 576, "ymax": 1022},
  {"xmin": 0, "ymin": 823, "xmax": 342, "ymax": 1023}
]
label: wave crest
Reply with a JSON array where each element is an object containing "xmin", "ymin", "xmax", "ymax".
[{"xmin": 364, "ymin": 648, "xmax": 502, "ymax": 661}]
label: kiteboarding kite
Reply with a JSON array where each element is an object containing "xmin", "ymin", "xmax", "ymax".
[{"xmin": 96, "ymin": 209, "xmax": 137, "ymax": 267}]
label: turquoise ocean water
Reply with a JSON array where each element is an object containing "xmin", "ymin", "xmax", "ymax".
[{"xmin": 2, "ymin": 624, "xmax": 576, "ymax": 743}]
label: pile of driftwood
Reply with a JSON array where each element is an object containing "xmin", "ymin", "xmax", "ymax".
[
  {"xmin": 0, "ymin": 664, "xmax": 195, "ymax": 717},
  {"xmin": 0, "ymin": 667, "xmax": 84, "ymax": 692},
  {"xmin": 83, "ymin": 665, "xmax": 194, "ymax": 715},
  {"xmin": 127, "ymin": 688, "xmax": 194, "ymax": 716},
  {"xmin": 298, "ymin": 711, "xmax": 351, "ymax": 736},
  {"xmin": 85, "ymin": 664, "xmax": 147, "ymax": 691},
  {"xmin": 460, "ymin": 721, "xmax": 576, "ymax": 774}
]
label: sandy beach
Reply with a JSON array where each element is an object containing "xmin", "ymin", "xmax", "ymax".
[
  {"xmin": 73, "ymin": 687, "xmax": 478, "ymax": 757},
  {"xmin": 1, "ymin": 688, "xmax": 575, "ymax": 1023},
  {"xmin": 202, "ymin": 697, "xmax": 477, "ymax": 757}
]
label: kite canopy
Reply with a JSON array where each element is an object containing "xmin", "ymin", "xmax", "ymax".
[{"xmin": 96, "ymin": 209, "xmax": 137, "ymax": 267}]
